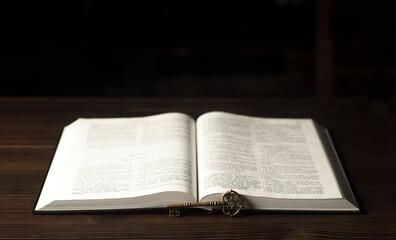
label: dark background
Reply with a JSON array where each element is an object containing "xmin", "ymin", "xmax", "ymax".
[{"xmin": 1, "ymin": 0, "xmax": 395, "ymax": 98}]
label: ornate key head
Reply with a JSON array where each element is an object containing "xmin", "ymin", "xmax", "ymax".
[{"xmin": 222, "ymin": 189, "xmax": 244, "ymax": 217}]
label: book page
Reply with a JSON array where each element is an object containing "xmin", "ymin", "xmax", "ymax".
[
  {"xmin": 196, "ymin": 112, "xmax": 341, "ymax": 201},
  {"xmin": 43, "ymin": 113, "xmax": 197, "ymax": 205}
]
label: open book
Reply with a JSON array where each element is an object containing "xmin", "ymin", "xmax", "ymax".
[{"xmin": 34, "ymin": 112, "xmax": 360, "ymax": 213}]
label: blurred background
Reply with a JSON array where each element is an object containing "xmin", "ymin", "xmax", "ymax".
[{"xmin": 0, "ymin": 0, "xmax": 395, "ymax": 98}]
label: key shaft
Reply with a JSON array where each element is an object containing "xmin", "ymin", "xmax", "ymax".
[{"xmin": 167, "ymin": 201, "xmax": 224, "ymax": 209}]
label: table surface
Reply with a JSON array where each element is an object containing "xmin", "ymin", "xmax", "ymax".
[{"xmin": 1, "ymin": 97, "xmax": 396, "ymax": 239}]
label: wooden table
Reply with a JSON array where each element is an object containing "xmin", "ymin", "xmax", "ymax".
[{"xmin": 1, "ymin": 97, "xmax": 395, "ymax": 239}]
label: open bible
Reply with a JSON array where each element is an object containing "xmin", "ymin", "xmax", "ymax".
[{"xmin": 34, "ymin": 112, "xmax": 360, "ymax": 213}]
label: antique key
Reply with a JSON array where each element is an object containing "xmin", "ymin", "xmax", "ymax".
[{"xmin": 167, "ymin": 189, "xmax": 244, "ymax": 217}]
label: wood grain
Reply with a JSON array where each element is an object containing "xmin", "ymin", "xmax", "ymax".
[{"xmin": 0, "ymin": 97, "xmax": 395, "ymax": 239}]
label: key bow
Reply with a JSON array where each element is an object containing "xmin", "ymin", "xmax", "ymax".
[{"xmin": 222, "ymin": 189, "xmax": 244, "ymax": 217}]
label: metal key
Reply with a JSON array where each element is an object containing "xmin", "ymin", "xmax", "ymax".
[{"xmin": 167, "ymin": 189, "xmax": 244, "ymax": 217}]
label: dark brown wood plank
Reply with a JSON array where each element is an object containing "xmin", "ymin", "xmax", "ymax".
[{"xmin": 0, "ymin": 97, "xmax": 395, "ymax": 239}]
